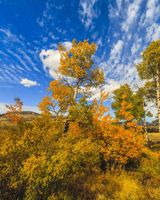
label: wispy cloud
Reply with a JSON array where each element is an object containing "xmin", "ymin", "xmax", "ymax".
[
  {"xmin": 0, "ymin": 28, "xmax": 20, "ymax": 42},
  {"xmin": 36, "ymin": 2, "xmax": 55, "ymax": 30},
  {"xmin": 121, "ymin": 0, "xmax": 142, "ymax": 32},
  {"xmin": 146, "ymin": 23, "xmax": 160, "ymax": 42},
  {"xmin": 105, "ymin": 0, "xmax": 160, "ymax": 91},
  {"xmin": 79, "ymin": 0, "xmax": 99, "ymax": 29},
  {"xmin": 0, "ymin": 28, "xmax": 41, "ymax": 83},
  {"xmin": 90, "ymin": 79, "xmax": 121, "ymax": 100},
  {"xmin": 110, "ymin": 40, "xmax": 123, "ymax": 64}
]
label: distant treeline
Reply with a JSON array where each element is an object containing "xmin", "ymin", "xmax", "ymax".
[{"xmin": 147, "ymin": 126, "xmax": 159, "ymax": 133}]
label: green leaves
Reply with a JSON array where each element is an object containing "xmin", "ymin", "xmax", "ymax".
[
  {"xmin": 136, "ymin": 39, "xmax": 160, "ymax": 104},
  {"xmin": 136, "ymin": 40, "xmax": 160, "ymax": 80},
  {"xmin": 112, "ymin": 84, "xmax": 145, "ymax": 123}
]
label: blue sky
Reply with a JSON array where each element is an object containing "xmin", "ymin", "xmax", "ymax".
[{"xmin": 0, "ymin": 0, "xmax": 160, "ymax": 114}]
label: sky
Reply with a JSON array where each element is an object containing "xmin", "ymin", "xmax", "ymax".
[{"xmin": 0, "ymin": 0, "xmax": 160, "ymax": 115}]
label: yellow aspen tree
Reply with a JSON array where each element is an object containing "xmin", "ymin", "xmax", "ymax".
[
  {"xmin": 39, "ymin": 40, "xmax": 105, "ymax": 132},
  {"xmin": 6, "ymin": 97, "xmax": 23, "ymax": 124}
]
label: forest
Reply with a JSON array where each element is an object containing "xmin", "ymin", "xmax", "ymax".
[{"xmin": 0, "ymin": 39, "xmax": 160, "ymax": 200}]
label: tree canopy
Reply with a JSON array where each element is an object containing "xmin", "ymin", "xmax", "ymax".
[
  {"xmin": 39, "ymin": 40, "xmax": 104, "ymax": 116},
  {"xmin": 136, "ymin": 39, "xmax": 160, "ymax": 131},
  {"xmin": 112, "ymin": 84, "xmax": 145, "ymax": 123}
]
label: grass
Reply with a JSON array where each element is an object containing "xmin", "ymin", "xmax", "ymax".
[
  {"xmin": 148, "ymin": 132, "xmax": 160, "ymax": 151},
  {"xmin": 148, "ymin": 132, "xmax": 160, "ymax": 142}
]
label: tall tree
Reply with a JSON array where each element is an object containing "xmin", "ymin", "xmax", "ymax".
[
  {"xmin": 136, "ymin": 39, "xmax": 160, "ymax": 132},
  {"xmin": 39, "ymin": 40, "xmax": 104, "ymax": 130}
]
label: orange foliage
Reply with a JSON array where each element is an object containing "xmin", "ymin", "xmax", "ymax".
[
  {"xmin": 38, "ymin": 96, "xmax": 53, "ymax": 113},
  {"xmin": 49, "ymin": 80, "xmax": 74, "ymax": 112},
  {"xmin": 92, "ymin": 93, "xmax": 145, "ymax": 170}
]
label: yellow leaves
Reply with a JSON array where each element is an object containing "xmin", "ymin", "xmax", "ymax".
[
  {"xmin": 92, "ymin": 92, "xmax": 111, "ymax": 129},
  {"xmin": 49, "ymin": 80, "xmax": 74, "ymax": 112},
  {"xmin": 38, "ymin": 96, "xmax": 52, "ymax": 113},
  {"xmin": 21, "ymin": 153, "xmax": 47, "ymax": 181},
  {"xmin": 68, "ymin": 122, "xmax": 82, "ymax": 136},
  {"xmin": 114, "ymin": 174, "xmax": 143, "ymax": 200},
  {"xmin": 50, "ymin": 80, "xmax": 73, "ymax": 98},
  {"xmin": 39, "ymin": 40, "xmax": 104, "ymax": 117},
  {"xmin": 91, "ymin": 68, "xmax": 105, "ymax": 86},
  {"xmin": 0, "ymin": 137, "xmax": 14, "ymax": 156},
  {"xmin": 58, "ymin": 39, "xmax": 104, "ymax": 88},
  {"xmin": 118, "ymin": 99, "xmax": 134, "ymax": 123},
  {"xmin": 69, "ymin": 39, "xmax": 96, "ymax": 59}
]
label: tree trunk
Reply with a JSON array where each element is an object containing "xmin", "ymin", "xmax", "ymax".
[
  {"xmin": 73, "ymin": 80, "xmax": 81, "ymax": 101},
  {"xmin": 74, "ymin": 86, "xmax": 78, "ymax": 100},
  {"xmin": 144, "ymin": 113, "xmax": 150, "ymax": 148},
  {"xmin": 63, "ymin": 82, "xmax": 80, "ymax": 133},
  {"xmin": 156, "ymin": 67, "xmax": 160, "ymax": 133}
]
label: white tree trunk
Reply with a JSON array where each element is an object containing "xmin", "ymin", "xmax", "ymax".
[
  {"xmin": 144, "ymin": 112, "xmax": 150, "ymax": 147},
  {"xmin": 74, "ymin": 87, "xmax": 78, "ymax": 101},
  {"xmin": 156, "ymin": 67, "xmax": 160, "ymax": 133}
]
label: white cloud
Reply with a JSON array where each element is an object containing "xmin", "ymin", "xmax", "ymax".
[
  {"xmin": 39, "ymin": 49, "xmax": 61, "ymax": 79},
  {"xmin": 146, "ymin": 0, "xmax": 156, "ymax": 20},
  {"xmin": 96, "ymin": 37, "xmax": 102, "ymax": 47},
  {"xmin": 39, "ymin": 41, "xmax": 72, "ymax": 79},
  {"xmin": 0, "ymin": 103, "xmax": 8, "ymax": 114},
  {"xmin": 139, "ymin": 0, "xmax": 160, "ymax": 30},
  {"xmin": 116, "ymin": 0, "xmax": 122, "ymax": 11},
  {"xmin": 146, "ymin": 23, "xmax": 160, "ymax": 42},
  {"xmin": 0, "ymin": 28, "xmax": 19, "ymax": 42},
  {"xmin": 144, "ymin": 0, "xmax": 160, "ymax": 24},
  {"xmin": 121, "ymin": 0, "xmax": 142, "ymax": 32},
  {"xmin": 79, "ymin": 0, "xmax": 99, "ymax": 29},
  {"xmin": 110, "ymin": 40, "xmax": 123, "ymax": 63},
  {"xmin": 20, "ymin": 78, "xmax": 39, "ymax": 87},
  {"xmin": 62, "ymin": 41, "xmax": 72, "ymax": 51},
  {"xmin": 36, "ymin": 17, "xmax": 45, "ymax": 27},
  {"xmin": 36, "ymin": 2, "xmax": 56, "ymax": 29},
  {"xmin": 131, "ymin": 37, "xmax": 142, "ymax": 55},
  {"xmin": 103, "ymin": 79, "xmax": 121, "ymax": 94},
  {"xmin": 90, "ymin": 79, "xmax": 121, "ymax": 100},
  {"xmin": 6, "ymin": 49, "xmax": 31, "ymax": 72}
]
